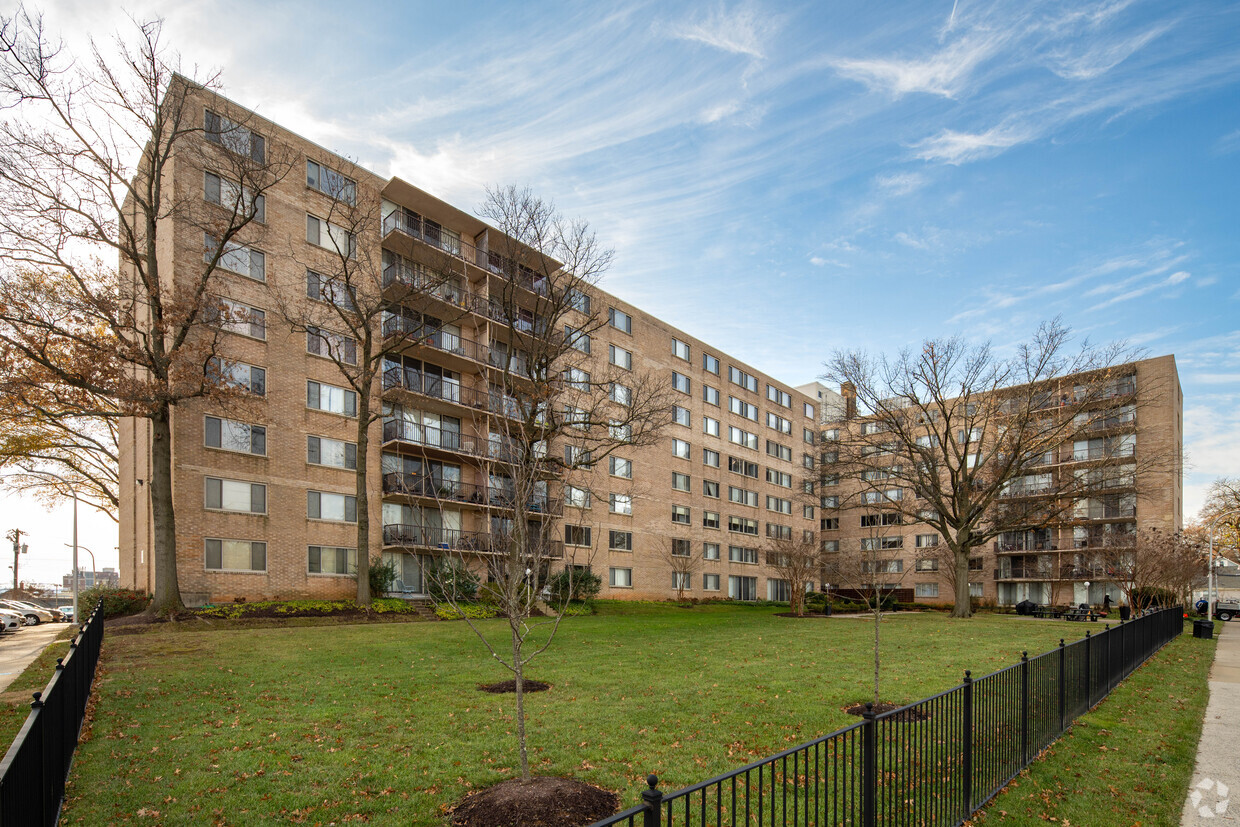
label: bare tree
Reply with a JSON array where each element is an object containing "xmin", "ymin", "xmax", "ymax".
[
  {"xmin": 1101, "ymin": 527, "xmax": 1206, "ymax": 614},
  {"xmin": 428, "ymin": 185, "xmax": 670, "ymax": 782},
  {"xmin": 1199, "ymin": 477, "xmax": 1240, "ymax": 561},
  {"xmin": 928, "ymin": 541, "xmax": 990, "ymax": 608},
  {"xmin": 823, "ymin": 320, "xmax": 1168, "ymax": 618},
  {"xmin": 0, "ymin": 11, "xmax": 294, "ymax": 613},
  {"xmin": 766, "ymin": 531, "xmax": 823, "ymax": 616},
  {"xmin": 659, "ymin": 537, "xmax": 703, "ymax": 600}
]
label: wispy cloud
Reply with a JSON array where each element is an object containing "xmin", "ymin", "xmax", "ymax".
[
  {"xmin": 875, "ymin": 171, "xmax": 927, "ymax": 195},
  {"xmin": 663, "ymin": 2, "xmax": 782, "ymax": 60},
  {"xmin": 914, "ymin": 121, "xmax": 1037, "ymax": 164}
]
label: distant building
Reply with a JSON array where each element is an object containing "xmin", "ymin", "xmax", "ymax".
[{"xmin": 62, "ymin": 568, "xmax": 120, "ymax": 591}]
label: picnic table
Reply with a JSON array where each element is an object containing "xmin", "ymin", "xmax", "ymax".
[
  {"xmin": 1031, "ymin": 606, "xmax": 1066, "ymax": 619},
  {"xmin": 1063, "ymin": 608, "xmax": 1106, "ymax": 622}
]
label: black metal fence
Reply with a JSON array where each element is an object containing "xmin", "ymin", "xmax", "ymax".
[
  {"xmin": 0, "ymin": 604, "xmax": 104, "ymax": 826},
  {"xmin": 590, "ymin": 607, "xmax": 1184, "ymax": 827}
]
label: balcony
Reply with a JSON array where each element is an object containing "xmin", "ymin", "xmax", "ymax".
[
  {"xmin": 382, "ymin": 523, "xmax": 563, "ymax": 558},
  {"xmin": 381, "ymin": 419, "xmax": 481, "ymax": 457},
  {"xmin": 382, "ymin": 369, "xmax": 491, "ymax": 413},
  {"xmin": 382, "ymin": 472, "xmax": 487, "ymax": 504},
  {"xmin": 381, "ymin": 318, "xmax": 490, "ymax": 365}
]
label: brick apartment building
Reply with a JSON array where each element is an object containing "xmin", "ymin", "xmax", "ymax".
[{"xmin": 118, "ymin": 83, "xmax": 1182, "ymax": 607}]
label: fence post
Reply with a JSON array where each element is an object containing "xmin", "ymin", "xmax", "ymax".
[
  {"xmin": 1020, "ymin": 651, "xmax": 1029, "ymax": 764},
  {"xmin": 641, "ymin": 774, "xmax": 662, "ymax": 827},
  {"xmin": 962, "ymin": 671, "xmax": 973, "ymax": 818},
  {"xmin": 30, "ymin": 690, "xmax": 46, "ymax": 826},
  {"xmin": 1084, "ymin": 631, "xmax": 1092, "ymax": 708},
  {"xmin": 1058, "ymin": 639, "xmax": 1066, "ymax": 734},
  {"xmin": 862, "ymin": 702, "xmax": 877, "ymax": 827},
  {"xmin": 1105, "ymin": 624, "xmax": 1113, "ymax": 696}
]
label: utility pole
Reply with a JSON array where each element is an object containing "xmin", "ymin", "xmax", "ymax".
[{"xmin": 5, "ymin": 529, "xmax": 28, "ymax": 591}]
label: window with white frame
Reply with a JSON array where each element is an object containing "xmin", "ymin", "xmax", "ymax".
[
  {"xmin": 307, "ymin": 490, "xmax": 357, "ymax": 522},
  {"xmin": 208, "ymin": 357, "xmax": 265, "ymax": 396},
  {"xmin": 609, "ymin": 456, "xmax": 632, "ymax": 479},
  {"xmin": 609, "ymin": 344, "xmax": 632, "ymax": 370},
  {"xmin": 204, "ymin": 477, "xmax": 265, "ymax": 514},
  {"xmin": 205, "ymin": 416, "xmax": 265, "ymax": 456},
  {"xmin": 672, "ymin": 338, "xmax": 690, "ymax": 361},
  {"xmin": 608, "ymin": 308, "xmax": 632, "ymax": 334},
  {"xmin": 703, "ymin": 353, "xmax": 720, "ymax": 374},
  {"xmin": 672, "ymin": 438, "xmax": 691, "ymax": 459},
  {"xmin": 672, "ymin": 504, "xmax": 691, "ymax": 524},
  {"xmin": 672, "ymin": 472, "xmax": 691, "ymax": 492},
  {"xmin": 672, "ymin": 372, "xmax": 690, "ymax": 394},
  {"xmin": 673, "ymin": 406, "xmax": 691, "ymax": 427},
  {"xmin": 205, "ymin": 538, "xmax": 266, "ymax": 572},
  {"xmin": 565, "ymin": 485, "xmax": 591, "ymax": 509},
  {"xmin": 209, "ymin": 295, "xmax": 266, "ymax": 339},
  {"xmin": 703, "ymin": 573, "xmax": 720, "ymax": 591},
  {"xmin": 703, "ymin": 416, "xmax": 720, "ymax": 437},
  {"xmin": 704, "ymin": 542, "xmax": 720, "ymax": 560},
  {"xmin": 609, "ymin": 493, "xmax": 632, "ymax": 515},
  {"xmin": 308, "ymin": 546, "xmax": 357, "ymax": 575},
  {"xmin": 204, "ymin": 172, "xmax": 265, "ymax": 223},
  {"xmin": 306, "ymin": 214, "xmax": 357, "ymax": 258},
  {"xmin": 703, "ymin": 385, "xmax": 720, "ymax": 406},
  {"xmin": 609, "ymin": 567, "xmax": 632, "ymax": 588},
  {"xmin": 703, "ymin": 449, "xmax": 720, "ymax": 468},
  {"xmin": 306, "ymin": 160, "xmax": 357, "ymax": 204},
  {"xmin": 915, "ymin": 583, "xmax": 939, "ymax": 598},
  {"xmin": 307, "ymin": 381, "xmax": 358, "ymax": 417},
  {"xmin": 307, "ymin": 435, "xmax": 357, "ymax": 469}
]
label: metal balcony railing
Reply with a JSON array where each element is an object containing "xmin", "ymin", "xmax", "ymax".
[{"xmin": 381, "ymin": 419, "xmax": 480, "ymax": 456}]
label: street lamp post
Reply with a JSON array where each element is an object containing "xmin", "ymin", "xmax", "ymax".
[
  {"xmin": 64, "ymin": 544, "xmax": 97, "ymax": 593},
  {"xmin": 1207, "ymin": 508, "xmax": 1240, "ymax": 624}
]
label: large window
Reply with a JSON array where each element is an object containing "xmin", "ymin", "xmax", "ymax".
[
  {"xmin": 703, "ymin": 354, "xmax": 720, "ymax": 375},
  {"xmin": 729, "ymin": 575, "xmax": 758, "ymax": 601},
  {"xmin": 728, "ymin": 457, "xmax": 759, "ymax": 478},
  {"xmin": 703, "ymin": 385, "xmax": 720, "ymax": 406},
  {"xmin": 768, "ymin": 578, "xmax": 792, "ymax": 601},
  {"xmin": 307, "ymin": 490, "xmax": 357, "ymax": 522},
  {"xmin": 208, "ymin": 357, "xmax": 265, "ymax": 396},
  {"xmin": 204, "ymin": 478, "xmax": 265, "ymax": 514},
  {"xmin": 703, "ymin": 510, "xmax": 720, "ymax": 529},
  {"xmin": 306, "ymin": 160, "xmax": 357, "ymax": 204},
  {"xmin": 672, "ymin": 338, "xmax": 690, "ymax": 361},
  {"xmin": 673, "ymin": 406, "xmax": 691, "ymax": 427},
  {"xmin": 704, "ymin": 542, "xmax": 721, "ymax": 560},
  {"xmin": 307, "ymin": 381, "xmax": 358, "ymax": 417},
  {"xmin": 672, "ymin": 472, "xmax": 691, "ymax": 492},
  {"xmin": 204, "ymin": 172, "xmax": 265, "ymax": 223},
  {"xmin": 672, "ymin": 439, "xmax": 691, "ymax": 459},
  {"xmin": 564, "ymin": 325, "xmax": 591, "ymax": 354},
  {"xmin": 728, "ymin": 516, "xmax": 758, "ymax": 536},
  {"xmin": 209, "ymin": 295, "xmax": 266, "ymax": 339},
  {"xmin": 672, "ymin": 372, "xmax": 690, "ymax": 395},
  {"xmin": 609, "ymin": 567, "xmax": 632, "ymax": 588},
  {"xmin": 703, "ymin": 480, "xmax": 720, "ymax": 499},
  {"xmin": 609, "ymin": 456, "xmax": 632, "ymax": 479},
  {"xmin": 703, "ymin": 573, "xmax": 721, "ymax": 591},
  {"xmin": 565, "ymin": 525, "xmax": 592, "ymax": 547},
  {"xmin": 729, "ymin": 545, "xmax": 758, "ymax": 563},
  {"xmin": 766, "ymin": 441, "xmax": 792, "ymax": 462},
  {"xmin": 611, "ymin": 383, "xmax": 633, "ymax": 406},
  {"xmin": 565, "ymin": 485, "xmax": 591, "ymax": 509},
  {"xmin": 728, "ymin": 427, "xmax": 758, "ymax": 450},
  {"xmin": 915, "ymin": 583, "xmax": 939, "ymax": 598},
  {"xmin": 610, "ymin": 493, "xmax": 632, "ymax": 515},
  {"xmin": 672, "ymin": 505, "xmax": 691, "ymax": 524},
  {"xmin": 609, "ymin": 530, "xmax": 633, "ymax": 551},
  {"xmin": 608, "ymin": 308, "xmax": 632, "ymax": 334},
  {"xmin": 729, "ymin": 397, "xmax": 758, "ymax": 421},
  {"xmin": 703, "ymin": 416, "xmax": 720, "ymax": 437},
  {"xmin": 306, "ymin": 214, "xmax": 357, "ymax": 258},
  {"xmin": 766, "ymin": 386, "xmax": 792, "ymax": 408},
  {"xmin": 307, "ymin": 327, "xmax": 358, "ymax": 365},
  {"xmin": 766, "ymin": 496, "xmax": 792, "ymax": 514},
  {"xmin": 766, "ymin": 469, "xmax": 792, "ymax": 488},
  {"xmin": 308, "ymin": 436, "xmax": 357, "ymax": 469},
  {"xmin": 609, "ymin": 344, "xmax": 632, "ymax": 370},
  {"xmin": 308, "ymin": 546, "xmax": 357, "ymax": 575},
  {"xmin": 728, "ymin": 486, "xmax": 758, "ymax": 507},
  {"xmin": 204, "ymin": 538, "xmax": 266, "ymax": 572},
  {"xmin": 728, "ymin": 366, "xmax": 758, "ymax": 393},
  {"xmin": 703, "ymin": 449, "xmax": 720, "ymax": 468},
  {"xmin": 766, "ymin": 412, "xmax": 792, "ymax": 434},
  {"xmin": 205, "ymin": 416, "xmax": 265, "ymax": 456},
  {"xmin": 204, "ymin": 109, "xmax": 265, "ymax": 160}
]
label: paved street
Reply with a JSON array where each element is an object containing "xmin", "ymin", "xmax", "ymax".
[
  {"xmin": 1183, "ymin": 623, "xmax": 1239, "ymax": 825},
  {"xmin": 0, "ymin": 622, "xmax": 68, "ymax": 693}
]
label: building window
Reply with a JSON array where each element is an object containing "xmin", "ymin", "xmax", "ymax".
[
  {"xmin": 860, "ymin": 513, "xmax": 903, "ymax": 527},
  {"xmin": 672, "ymin": 571, "xmax": 692, "ymax": 590},
  {"xmin": 672, "ymin": 372, "xmax": 690, "ymax": 395},
  {"xmin": 307, "ymin": 381, "xmax": 358, "ymax": 417},
  {"xmin": 609, "ymin": 530, "xmax": 633, "ymax": 551},
  {"xmin": 703, "ymin": 573, "xmax": 720, "ymax": 591},
  {"xmin": 672, "ymin": 472, "xmax": 691, "ymax": 492},
  {"xmin": 729, "ymin": 397, "xmax": 759, "ymax": 421},
  {"xmin": 728, "ymin": 516, "xmax": 759, "ymax": 536},
  {"xmin": 308, "ymin": 546, "xmax": 357, "ymax": 575},
  {"xmin": 703, "ymin": 510, "xmax": 720, "ymax": 529},
  {"xmin": 766, "ymin": 441, "xmax": 792, "ymax": 462},
  {"xmin": 804, "ymin": 403, "xmax": 815, "ymax": 419},
  {"xmin": 729, "ymin": 427, "xmax": 758, "ymax": 450},
  {"xmin": 703, "ymin": 354, "xmax": 720, "ymax": 374},
  {"xmin": 861, "ymin": 537, "xmax": 905, "ymax": 551},
  {"xmin": 821, "ymin": 518, "xmax": 840, "ymax": 530},
  {"xmin": 306, "ymin": 214, "xmax": 357, "ymax": 258},
  {"xmin": 916, "ymin": 534, "xmax": 940, "ymax": 548},
  {"xmin": 565, "ymin": 485, "xmax": 591, "ymax": 509},
  {"xmin": 208, "ymin": 295, "xmax": 266, "ymax": 339},
  {"xmin": 703, "ymin": 480, "xmax": 720, "ymax": 499},
  {"xmin": 729, "ymin": 545, "xmax": 758, "ymax": 564},
  {"xmin": 672, "ymin": 338, "xmax": 690, "ymax": 361},
  {"xmin": 204, "ymin": 477, "xmax": 265, "ymax": 514},
  {"xmin": 823, "ymin": 540, "xmax": 840, "ymax": 552},
  {"xmin": 729, "ymin": 575, "xmax": 758, "ymax": 601},
  {"xmin": 766, "ymin": 496, "xmax": 792, "ymax": 515},
  {"xmin": 766, "ymin": 469, "xmax": 792, "ymax": 488},
  {"xmin": 307, "ymin": 490, "xmax": 357, "ymax": 522},
  {"xmin": 204, "ymin": 172, "xmax": 265, "ymax": 223},
  {"xmin": 307, "ymin": 327, "xmax": 358, "ymax": 365},
  {"xmin": 728, "ymin": 457, "xmax": 759, "ymax": 478},
  {"xmin": 609, "ymin": 456, "xmax": 632, "ymax": 479},
  {"xmin": 703, "ymin": 416, "xmax": 720, "ymax": 437},
  {"xmin": 564, "ymin": 325, "xmax": 591, "ymax": 354},
  {"xmin": 567, "ymin": 289, "xmax": 591, "ymax": 314},
  {"xmin": 768, "ymin": 578, "xmax": 792, "ymax": 601},
  {"xmin": 306, "ymin": 160, "xmax": 357, "ymax": 203},
  {"xmin": 703, "ymin": 385, "xmax": 720, "ymax": 406},
  {"xmin": 673, "ymin": 406, "xmax": 691, "ymax": 427},
  {"xmin": 670, "ymin": 538, "xmax": 692, "ymax": 557},
  {"xmin": 803, "ymin": 505, "xmax": 815, "ymax": 519},
  {"xmin": 703, "ymin": 449, "xmax": 720, "ymax": 468},
  {"xmin": 728, "ymin": 366, "xmax": 758, "ymax": 393},
  {"xmin": 728, "ymin": 486, "xmax": 758, "ymax": 507},
  {"xmin": 204, "ymin": 109, "xmax": 265, "ymax": 161},
  {"xmin": 766, "ymin": 523, "xmax": 792, "ymax": 540},
  {"xmin": 915, "ymin": 558, "xmax": 939, "ymax": 572},
  {"xmin": 204, "ymin": 538, "xmax": 266, "ymax": 572},
  {"xmin": 823, "ymin": 429, "xmax": 839, "ymax": 442},
  {"xmin": 609, "ymin": 567, "xmax": 632, "ymax": 588},
  {"xmin": 766, "ymin": 386, "xmax": 792, "ymax": 408},
  {"xmin": 704, "ymin": 542, "xmax": 721, "ymax": 560},
  {"xmin": 609, "ymin": 344, "xmax": 632, "ymax": 370},
  {"xmin": 672, "ymin": 505, "xmax": 691, "ymax": 524},
  {"xmin": 610, "ymin": 383, "xmax": 632, "ymax": 406},
  {"xmin": 969, "ymin": 582, "xmax": 984, "ymax": 598},
  {"xmin": 609, "ymin": 493, "xmax": 632, "ymax": 515},
  {"xmin": 565, "ymin": 525, "xmax": 592, "ymax": 547},
  {"xmin": 609, "ymin": 421, "xmax": 632, "ymax": 442},
  {"xmin": 915, "ymin": 583, "xmax": 939, "ymax": 598},
  {"xmin": 208, "ymin": 357, "xmax": 265, "ymax": 396},
  {"xmin": 307, "ymin": 436, "xmax": 357, "ymax": 470},
  {"xmin": 767, "ymin": 412, "xmax": 792, "ymax": 433},
  {"xmin": 608, "ymin": 308, "xmax": 632, "ymax": 334},
  {"xmin": 205, "ymin": 416, "xmax": 265, "ymax": 456},
  {"xmin": 673, "ymin": 439, "xmax": 691, "ymax": 459}
]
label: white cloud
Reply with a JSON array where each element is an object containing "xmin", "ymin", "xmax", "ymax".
[
  {"xmin": 664, "ymin": 2, "xmax": 782, "ymax": 60},
  {"xmin": 875, "ymin": 172, "xmax": 927, "ymax": 196},
  {"xmin": 914, "ymin": 122, "xmax": 1036, "ymax": 164},
  {"xmin": 831, "ymin": 32, "xmax": 1009, "ymax": 99}
]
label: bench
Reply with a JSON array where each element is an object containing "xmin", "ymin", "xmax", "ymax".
[
  {"xmin": 1064, "ymin": 610, "xmax": 1105, "ymax": 622},
  {"xmin": 1031, "ymin": 607, "xmax": 1066, "ymax": 619}
]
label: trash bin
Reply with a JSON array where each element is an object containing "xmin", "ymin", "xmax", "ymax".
[
  {"xmin": 1119, "ymin": 605, "xmax": 1131, "ymax": 621},
  {"xmin": 1194, "ymin": 620, "xmax": 1215, "ymax": 640}
]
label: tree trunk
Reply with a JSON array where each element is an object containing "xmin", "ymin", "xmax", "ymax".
[
  {"xmin": 148, "ymin": 404, "xmax": 184, "ymax": 615},
  {"xmin": 512, "ymin": 621, "xmax": 530, "ymax": 781},
  {"xmin": 355, "ymin": 391, "xmax": 371, "ymax": 605},
  {"xmin": 951, "ymin": 546, "xmax": 972, "ymax": 618}
]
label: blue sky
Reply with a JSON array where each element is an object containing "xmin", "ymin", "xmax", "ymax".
[{"xmin": 2, "ymin": 0, "xmax": 1238, "ymax": 583}]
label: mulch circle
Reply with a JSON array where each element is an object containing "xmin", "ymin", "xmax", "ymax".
[
  {"xmin": 478, "ymin": 679, "xmax": 551, "ymax": 694},
  {"xmin": 844, "ymin": 701, "xmax": 931, "ymax": 723},
  {"xmin": 450, "ymin": 776, "xmax": 619, "ymax": 827}
]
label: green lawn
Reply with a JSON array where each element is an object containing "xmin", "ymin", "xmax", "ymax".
[
  {"xmin": 972, "ymin": 630, "xmax": 1213, "ymax": 827},
  {"xmin": 57, "ymin": 605, "xmax": 1173, "ymax": 825},
  {"xmin": 0, "ymin": 626, "xmax": 77, "ymax": 745}
]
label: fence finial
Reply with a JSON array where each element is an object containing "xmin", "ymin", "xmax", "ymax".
[
  {"xmin": 646, "ymin": 774, "xmax": 658, "ymax": 790},
  {"xmin": 964, "ymin": 669, "xmax": 972, "ymax": 682},
  {"xmin": 1022, "ymin": 650, "xmax": 1028, "ymax": 661},
  {"xmin": 55, "ymin": 658, "xmax": 64, "ymax": 671},
  {"xmin": 1059, "ymin": 639, "xmax": 1065, "ymax": 647},
  {"xmin": 30, "ymin": 691, "xmax": 42, "ymax": 709}
]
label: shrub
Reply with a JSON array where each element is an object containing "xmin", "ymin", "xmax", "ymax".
[
  {"xmin": 545, "ymin": 568, "xmax": 603, "ymax": 607},
  {"xmin": 80, "ymin": 586, "xmax": 150, "ymax": 619},
  {"xmin": 434, "ymin": 602, "xmax": 498, "ymax": 620},
  {"xmin": 368, "ymin": 555, "xmax": 398, "ymax": 596},
  {"xmin": 558, "ymin": 602, "xmax": 594, "ymax": 617},
  {"xmin": 424, "ymin": 559, "xmax": 481, "ymax": 603}
]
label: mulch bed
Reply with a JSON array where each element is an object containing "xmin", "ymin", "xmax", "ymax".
[
  {"xmin": 844, "ymin": 701, "xmax": 931, "ymax": 722},
  {"xmin": 774, "ymin": 612, "xmax": 831, "ymax": 618},
  {"xmin": 479, "ymin": 679, "xmax": 550, "ymax": 694},
  {"xmin": 451, "ymin": 776, "xmax": 618, "ymax": 827}
]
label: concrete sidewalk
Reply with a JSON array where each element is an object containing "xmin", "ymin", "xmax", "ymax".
[{"xmin": 1182, "ymin": 624, "xmax": 1239, "ymax": 824}]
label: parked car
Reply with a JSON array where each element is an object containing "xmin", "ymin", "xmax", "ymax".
[
  {"xmin": 57, "ymin": 606, "xmax": 75, "ymax": 622},
  {"xmin": 1213, "ymin": 600, "xmax": 1240, "ymax": 622},
  {"xmin": 0, "ymin": 611, "xmax": 24, "ymax": 632},
  {"xmin": 0, "ymin": 600, "xmax": 53, "ymax": 625}
]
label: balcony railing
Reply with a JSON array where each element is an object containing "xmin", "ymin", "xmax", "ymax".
[
  {"xmin": 381, "ymin": 419, "xmax": 480, "ymax": 456},
  {"xmin": 382, "ymin": 472, "xmax": 487, "ymax": 504},
  {"xmin": 381, "ymin": 319, "xmax": 490, "ymax": 364},
  {"xmin": 381, "ymin": 524, "xmax": 563, "ymax": 558},
  {"xmin": 382, "ymin": 369, "xmax": 491, "ymax": 411}
]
